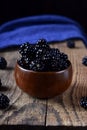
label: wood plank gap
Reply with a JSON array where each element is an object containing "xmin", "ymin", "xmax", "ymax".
[{"xmin": 44, "ymin": 99, "xmax": 48, "ymax": 126}]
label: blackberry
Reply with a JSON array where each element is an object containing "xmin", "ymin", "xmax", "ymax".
[
  {"xmin": 36, "ymin": 39, "xmax": 49, "ymax": 49},
  {"xmin": 42, "ymin": 51, "xmax": 51, "ymax": 61},
  {"xmin": 36, "ymin": 48, "xmax": 46, "ymax": 59},
  {"xmin": 19, "ymin": 42, "xmax": 30, "ymax": 55},
  {"xmin": 41, "ymin": 51, "xmax": 51, "ymax": 71},
  {"xmin": 19, "ymin": 43, "xmax": 36, "ymax": 61},
  {"xmin": 59, "ymin": 59, "xmax": 70, "ymax": 70},
  {"xmin": 37, "ymin": 39, "xmax": 47, "ymax": 44},
  {"xmin": 63, "ymin": 60, "xmax": 70, "ymax": 69},
  {"xmin": 67, "ymin": 40, "xmax": 75, "ymax": 48},
  {"xmin": 0, "ymin": 93, "xmax": 10, "ymax": 109},
  {"xmin": 24, "ymin": 44, "xmax": 36, "ymax": 60},
  {"xmin": 0, "ymin": 57, "xmax": 7, "ymax": 69},
  {"xmin": 17, "ymin": 58, "xmax": 24, "ymax": 68},
  {"xmin": 35, "ymin": 39, "xmax": 50, "ymax": 52},
  {"xmin": 50, "ymin": 60, "xmax": 60, "ymax": 71},
  {"xmin": 18, "ymin": 57, "xmax": 30, "ymax": 69},
  {"xmin": 82, "ymin": 56, "xmax": 87, "ymax": 66},
  {"xmin": 49, "ymin": 48, "xmax": 60, "ymax": 60},
  {"xmin": 80, "ymin": 96, "xmax": 87, "ymax": 109},
  {"xmin": 29, "ymin": 60, "xmax": 45, "ymax": 71},
  {"xmin": 60, "ymin": 52, "xmax": 68, "ymax": 60}
]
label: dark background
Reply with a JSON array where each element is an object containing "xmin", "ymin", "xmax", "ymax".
[{"xmin": 0, "ymin": 0, "xmax": 87, "ymax": 32}]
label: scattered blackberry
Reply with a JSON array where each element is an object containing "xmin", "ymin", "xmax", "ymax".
[
  {"xmin": 80, "ymin": 96, "xmax": 87, "ymax": 109},
  {"xmin": 67, "ymin": 40, "xmax": 75, "ymax": 48},
  {"xmin": 82, "ymin": 56, "xmax": 87, "ymax": 66},
  {"xmin": 0, "ymin": 79, "xmax": 2, "ymax": 87},
  {"xmin": 0, "ymin": 93, "xmax": 10, "ymax": 109},
  {"xmin": 29, "ymin": 60, "xmax": 45, "ymax": 72},
  {"xmin": 0, "ymin": 57, "xmax": 7, "ymax": 69}
]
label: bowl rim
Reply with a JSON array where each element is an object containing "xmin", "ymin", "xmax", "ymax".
[{"xmin": 16, "ymin": 60, "xmax": 72, "ymax": 74}]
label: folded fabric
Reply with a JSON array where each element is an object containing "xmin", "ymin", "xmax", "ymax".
[{"xmin": 0, "ymin": 14, "xmax": 87, "ymax": 49}]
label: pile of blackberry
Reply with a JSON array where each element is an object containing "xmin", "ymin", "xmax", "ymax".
[{"xmin": 18, "ymin": 39, "xmax": 70, "ymax": 72}]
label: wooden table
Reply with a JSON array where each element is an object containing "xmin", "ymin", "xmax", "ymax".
[{"xmin": 0, "ymin": 40, "xmax": 87, "ymax": 129}]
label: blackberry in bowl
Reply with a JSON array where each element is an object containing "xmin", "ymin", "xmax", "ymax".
[{"xmin": 14, "ymin": 39, "xmax": 73, "ymax": 98}]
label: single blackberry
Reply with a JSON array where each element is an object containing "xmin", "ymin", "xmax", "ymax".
[
  {"xmin": 60, "ymin": 52, "xmax": 68, "ymax": 60},
  {"xmin": 35, "ymin": 39, "xmax": 50, "ymax": 52},
  {"xmin": 18, "ymin": 57, "xmax": 30, "ymax": 69},
  {"xmin": 63, "ymin": 60, "xmax": 70, "ymax": 69},
  {"xmin": 80, "ymin": 96, "xmax": 87, "ymax": 109},
  {"xmin": 0, "ymin": 93, "xmax": 10, "ymax": 109},
  {"xmin": 36, "ymin": 48, "xmax": 46, "ymax": 59},
  {"xmin": 19, "ymin": 43, "xmax": 36, "ymax": 61},
  {"xmin": 29, "ymin": 60, "xmax": 45, "ymax": 71},
  {"xmin": 37, "ymin": 39, "xmax": 47, "ymax": 44},
  {"xmin": 59, "ymin": 59, "xmax": 70, "ymax": 70},
  {"xmin": 0, "ymin": 57, "xmax": 7, "ymax": 69},
  {"xmin": 17, "ymin": 58, "xmax": 24, "ymax": 68},
  {"xmin": 50, "ymin": 60, "xmax": 60, "ymax": 71},
  {"xmin": 42, "ymin": 51, "xmax": 51, "ymax": 61},
  {"xmin": 67, "ymin": 40, "xmax": 75, "ymax": 48},
  {"xmin": 49, "ymin": 48, "xmax": 60, "ymax": 60},
  {"xmin": 19, "ymin": 42, "xmax": 30, "ymax": 55},
  {"xmin": 82, "ymin": 56, "xmax": 87, "ymax": 66}
]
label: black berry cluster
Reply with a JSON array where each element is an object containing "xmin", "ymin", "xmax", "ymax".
[
  {"xmin": 67, "ymin": 40, "xmax": 75, "ymax": 48},
  {"xmin": 80, "ymin": 96, "xmax": 87, "ymax": 109},
  {"xmin": 82, "ymin": 56, "xmax": 87, "ymax": 66},
  {"xmin": 0, "ymin": 57, "xmax": 7, "ymax": 69},
  {"xmin": 0, "ymin": 93, "xmax": 10, "ymax": 109},
  {"xmin": 18, "ymin": 39, "xmax": 70, "ymax": 72}
]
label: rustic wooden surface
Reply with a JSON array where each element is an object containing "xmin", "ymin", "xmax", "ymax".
[{"xmin": 0, "ymin": 40, "xmax": 87, "ymax": 126}]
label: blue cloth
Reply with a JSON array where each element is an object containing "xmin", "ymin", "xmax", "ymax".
[{"xmin": 0, "ymin": 15, "xmax": 87, "ymax": 49}]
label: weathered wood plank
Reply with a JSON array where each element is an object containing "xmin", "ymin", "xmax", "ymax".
[
  {"xmin": 0, "ymin": 40, "xmax": 87, "ymax": 126},
  {"xmin": 0, "ymin": 50, "xmax": 46, "ymax": 125},
  {"xmin": 46, "ymin": 41, "xmax": 87, "ymax": 126}
]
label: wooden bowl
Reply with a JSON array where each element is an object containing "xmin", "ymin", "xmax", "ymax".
[{"xmin": 14, "ymin": 61, "xmax": 73, "ymax": 99}]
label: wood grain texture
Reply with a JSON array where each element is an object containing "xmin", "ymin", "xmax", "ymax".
[
  {"xmin": 0, "ymin": 50, "xmax": 46, "ymax": 125},
  {"xmin": 0, "ymin": 40, "xmax": 87, "ymax": 126},
  {"xmin": 47, "ymin": 41, "xmax": 87, "ymax": 126}
]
